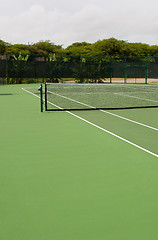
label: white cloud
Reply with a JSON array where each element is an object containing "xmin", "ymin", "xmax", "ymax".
[{"xmin": 0, "ymin": 1, "xmax": 158, "ymax": 47}]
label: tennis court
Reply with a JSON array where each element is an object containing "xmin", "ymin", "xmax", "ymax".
[{"xmin": 1, "ymin": 83, "xmax": 158, "ymax": 240}]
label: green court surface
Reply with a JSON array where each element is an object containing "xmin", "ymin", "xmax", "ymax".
[{"xmin": 0, "ymin": 84, "xmax": 158, "ymax": 240}]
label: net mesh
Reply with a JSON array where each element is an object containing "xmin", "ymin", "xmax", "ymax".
[{"xmin": 45, "ymin": 83, "xmax": 158, "ymax": 111}]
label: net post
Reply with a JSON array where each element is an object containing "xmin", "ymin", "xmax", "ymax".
[
  {"xmin": 45, "ymin": 83, "xmax": 47, "ymax": 111},
  {"xmin": 145, "ymin": 56, "xmax": 148, "ymax": 84},
  {"xmin": 38, "ymin": 83, "xmax": 43, "ymax": 112}
]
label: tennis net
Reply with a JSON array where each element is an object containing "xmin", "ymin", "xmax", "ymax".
[{"xmin": 45, "ymin": 83, "xmax": 158, "ymax": 111}]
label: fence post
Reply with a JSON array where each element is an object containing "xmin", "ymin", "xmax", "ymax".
[
  {"xmin": 124, "ymin": 56, "xmax": 127, "ymax": 83},
  {"xmin": 145, "ymin": 56, "xmax": 148, "ymax": 84},
  {"xmin": 110, "ymin": 56, "xmax": 112, "ymax": 83},
  {"xmin": 6, "ymin": 53, "xmax": 9, "ymax": 84}
]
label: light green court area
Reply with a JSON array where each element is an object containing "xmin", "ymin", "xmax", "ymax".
[
  {"xmin": 0, "ymin": 84, "xmax": 158, "ymax": 240},
  {"xmin": 74, "ymin": 108, "xmax": 158, "ymax": 155}
]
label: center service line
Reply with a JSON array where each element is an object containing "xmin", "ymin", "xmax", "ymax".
[{"xmin": 22, "ymin": 88, "xmax": 158, "ymax": 158}]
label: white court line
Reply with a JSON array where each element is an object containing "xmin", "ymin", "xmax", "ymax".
[
  {"xmin": 68, "ymin": 111, "xmax": 158, "ymax": 158},
  {"xmin": 101, "ymin": 110, "xmax": 158, "ymax": 131},
  {"xmin": 22, "ymin": 88, "xmax": 62, "ymax": 109},
  {"xmin": 22, "ymin": 88, "xmax": 158, "ymax": 158},
  {"xmin": 22, "ymin": 88, "xmax": 40, "ymax": 98},
  {"xmin": 48, "ymin": 90, "xmax": 158, "ymax": 131},
  {"xmin": 114, "ymin": 92, "xmax": 158, "ymax": 103},
  {"xmin": 48, "ymin": 90, "xmax": 95, "ymax": 108}
]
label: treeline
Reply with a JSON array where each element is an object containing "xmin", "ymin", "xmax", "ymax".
[{"xmin": 0, "ymin": 38, "xmax": 158, "ymax": 57}]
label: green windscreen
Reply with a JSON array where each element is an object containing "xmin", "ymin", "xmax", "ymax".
[{"xmin": 1, "ymin": 54, "xmax": 158, "ymax": 84}]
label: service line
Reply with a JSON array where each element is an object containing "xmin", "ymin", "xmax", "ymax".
[{"xmin": 22, "ymin": 87, "xmax": 158, "ymax": 158}]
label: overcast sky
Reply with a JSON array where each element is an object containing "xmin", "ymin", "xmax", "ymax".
[{"xmin": 0, "ymin": 0, "xmax": 158, "ymax": 47}]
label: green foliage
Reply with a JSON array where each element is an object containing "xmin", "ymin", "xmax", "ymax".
[
  {"xmin": 91, "ymin": 38, "xmax": 126, "ymax": 57},
  {"xmin": 150, "ymin": 45, "xmax": 158, "ymax": 56},
  {"xmin": 66, "ymin": 38, "xmax": 155, "ymax": 58},
  {"xmin": 32, "ymin": 40, "xmax": 64, "ymax": 55},
  {"xmin": 6, "ymin": 44, "xmax": 29, "ymax": 54},
  {"xmin": 1, "ymin": 38, "xmax": 158, "ymax": 58},
  {"xmin": 0, "ymin": 40, "xmax": 10, "ymax": 53},
  {"xmin": 125, "ymin": 42, "xmax": 150, "ymax": 56},
  {"xmin": 13, "ymin": 53, "xmax": 29, "ymax": 61},
  {"xmin": 66, "ymin": 42, "xmax": 92, "ymax": 56},
  {"xmin": 46, "ymin": 53, "xmax": 57, "ymax": 62}
]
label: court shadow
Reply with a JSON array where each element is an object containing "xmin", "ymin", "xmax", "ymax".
[{"xmin": 0, "ymin": 94, "xmax": 13, "ymax": 96}]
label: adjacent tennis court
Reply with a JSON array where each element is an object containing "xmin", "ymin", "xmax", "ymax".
[{"xmin": 1, "ymin": 83, "xmax": 158, "ymax": 240}]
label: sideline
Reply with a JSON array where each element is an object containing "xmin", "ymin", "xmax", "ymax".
[
  {"xmin": 48, "ymin": 90, "xmax": 158, "ymax": 131},
  {"xmin": 22, "ymin": 87, "xmax": 158, "ymax": 158}
]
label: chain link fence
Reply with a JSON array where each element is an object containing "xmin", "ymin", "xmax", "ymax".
[{"xmin": 0, "ymin": 54, "xmax": 158, "ymax": 84}]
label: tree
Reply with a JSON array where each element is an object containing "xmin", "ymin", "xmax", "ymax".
[
  {"xmin": 150, "ymin": 45, "xmax": 158, "ymax": 56},
  {"xmin": 1, "ymin": 38, "xmax": 158, "ymax": 57},
  {"xmin": 31, "ymin": 40, "xmax": 64, "ymax": 55},
  {"xmin": 91, "ymin": 38, "xmax": 127, "ymax": 57},
  {"xmin": 6, "ymin": 44, "xmax": 29, "ymax": 54},
  {"xmin": 66, "ymin": 42, "xmax": 92, "ymax": 56},
  {"xmin": 0, "ymin": 40, "xmax": 10, "ymax": 53},
  {"xmin": 125, "ymin": 42, "xmax": 150, "ymax": 56}
]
